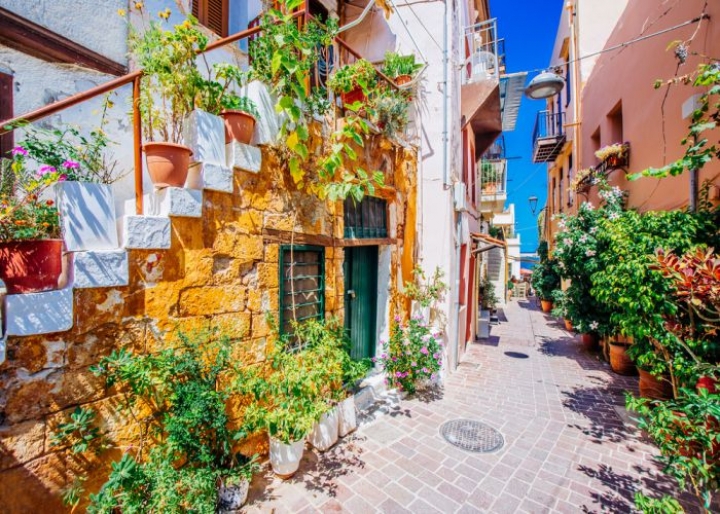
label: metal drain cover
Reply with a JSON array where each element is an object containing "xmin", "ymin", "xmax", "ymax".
[{"xmin": 440, "ymin": 419, "xmax": 504, "ymax": 453}]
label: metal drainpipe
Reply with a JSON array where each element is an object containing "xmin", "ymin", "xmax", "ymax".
[
  {"xmin": 452, "ymin": 213, "xmax": 461, "ymax": 371},
  {"xmin": 442, "ymin": 0, "xmax": 450, "ymax": 188}
]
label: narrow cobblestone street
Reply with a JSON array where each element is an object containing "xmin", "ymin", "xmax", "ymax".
[{"xmin": 244, "ymin": 299, "xmax": 683, "ymax": 513}]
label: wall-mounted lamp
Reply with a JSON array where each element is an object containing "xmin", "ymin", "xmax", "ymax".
[
  {"xmin": 524, "ymin": 71, "xmax": 565, "ymax": 100},
  {"xmin": 528, "ymin": 195, "xmax": 539, "ymax": 215}
]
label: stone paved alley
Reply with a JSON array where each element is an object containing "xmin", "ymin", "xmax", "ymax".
[{"xmin": 244, "ymin": 299, "xmax": 686, "ymax": 513}]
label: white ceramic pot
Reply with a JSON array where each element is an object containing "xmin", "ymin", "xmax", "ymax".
[
  {"xmin": 55, "ymin": 182, "xmax": 118, "ymax": 251},
  {"xmin": 308, "ymin": 408, "xmax": 339, "ymax": 451},
  {"xmin": 269, "ymin": 436, "xmax": 305, "ymax": 478},
  {"xmin": 217, "ymin": 478, "xmax": 250, "ymax": 513},
  {"xmin": 337, "ymin": 396, "xmax": 357, "ymax": 436}
]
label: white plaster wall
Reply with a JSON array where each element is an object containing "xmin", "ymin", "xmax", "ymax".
[
  {"xmin": 376, "ymin": 245, "xmax": 392, "ymax": 352},
  {"xmin": 0, "ymin": 0, "xmax": 128, "ymax": 63},
  {"xmin": 577, "ymin": 0, "xmax": 629, "ymax": 85}
]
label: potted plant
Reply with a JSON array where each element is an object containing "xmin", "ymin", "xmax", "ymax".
[
  {"xmin": 381, "ymin": 51, "xmax": 423, "ymax": 85},
  {"xmin": 481, "ymin": 160, "xmax": 500, "ymax": 192},
  {"xmin": 404, "ymin": 266, "xmax": 447, "ymax": 326},
  {"xmin": 130, "ymin": 13, "xmax": 208, "ymax": 187},
  {"xmin": 0, "ymin": 150, "xmax": 62, "ymax": 294},
  {"xmin": 327, "ymin": 58, "xmax": 377, "ymax": 108},
  {"xmin": 196, "ymin": 63, "xmax": 261, "ymax": 145},
  {"xmin": 595, "ymin": 142, "xmax": 629, "ymax": 168},
  {"xmin": 240, "ymin": 339, "xmax": 325, "ymax": 477},
  {"xmin": 530, "ymin": 242, "xmax": 560, "ymax": 313},
  {"xmin": 608, "ymin": 333, "xmax": 636, "ymax": 375},
  {"xmin": 10, "ymin": 106, "xmax": 125, "ymax": 252},
  {"xmin": 370, "ymin": 89, "xmax": 410, "ymax": 139}
]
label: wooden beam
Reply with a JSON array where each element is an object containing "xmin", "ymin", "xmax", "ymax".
[
  {"xmin": 337, "ymin": 238, "xmax": 396, "ymax": 247},
  {"xmin": 0, "ymin": 7, "xmax": 127, "ymax": 76},
  {"xmin": 262, "ymin": 229, "xmax": 336, "ymax": 247}
]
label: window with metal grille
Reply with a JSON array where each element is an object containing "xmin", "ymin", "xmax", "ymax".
[
  {"xmin": 192, "ymin": 0, "xmax": 228, "ymax": 37},
  {"xmin": 344, "ymin": 197, "xmax": 388, "ymax": 239},
  {"xmin": 279, "ymin": 245, "xmax": 325, "ymax": 337}
]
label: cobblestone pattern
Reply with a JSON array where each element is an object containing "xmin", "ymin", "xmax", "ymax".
[{"xmin": 244, "ymin": 299, "xmax": 692, "ymax": 513}]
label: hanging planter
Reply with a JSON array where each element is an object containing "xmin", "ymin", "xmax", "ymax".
[
  {"xmin": 0, "ymin": 239, "xmax": 64, "ymax": 294},
  {"xmin": 220, "ymin": 110, "xmax": 257, "ymax": 145},
  {"xmin": 340, "ymin": 86, "xmax": 366, "ymax": 107},
  {"xmin": 143, "ymin": 142, "xmax": 193, "ymax": 188}
]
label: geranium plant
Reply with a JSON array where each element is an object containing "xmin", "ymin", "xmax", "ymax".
[{"xmin": 376, "ymin": 317, "xmax": 443, "ymax": 394}]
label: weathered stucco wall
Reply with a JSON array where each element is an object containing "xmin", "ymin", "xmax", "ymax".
[{"xmin": 0, "ymin": 133, "xmax": 417, "ymax": 511}]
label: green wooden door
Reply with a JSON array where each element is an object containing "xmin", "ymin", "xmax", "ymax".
[{"xmin": 344, "ymin": 246, "xmax": 378, "ymax": 360}]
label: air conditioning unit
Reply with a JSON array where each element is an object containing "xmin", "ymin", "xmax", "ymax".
[{"xmin": 453, "ymin": 182, "xmax": 468, "ymax": 212}]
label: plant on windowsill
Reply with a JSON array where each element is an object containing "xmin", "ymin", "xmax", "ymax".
[
  {"xmin": 369, "ymin": 88, "xmax": 411, "ymax": 139},
  {"xmin": 381, "ymin": 51, "xmax": 423, "ymax": 85},
  {"xmin": 128, "ymin": 9, "xmax": 209, "ymax": 187},
  {"xmin": 196, "ymin": 63, "xmax": 261, "ymax": 145},
  {"xmin": 595, "ymin": 142, "xmax": 629, "ymax": 168},
  {"xmin": 569, "ymin": 167, "xmax": 595, "ymax": 193}
]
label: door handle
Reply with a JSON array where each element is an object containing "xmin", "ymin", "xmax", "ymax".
[{"xmin": 347, "ymin": 289, "xmax": 356, "ymax": 299}]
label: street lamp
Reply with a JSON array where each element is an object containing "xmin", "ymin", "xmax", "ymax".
[
  {"xmin": 524, "ymin": 71, "xmax": 565, "ymax": 100},
  {"xmin": 528, "ymin": 195, "xmax": 538, "ymax": 215}
]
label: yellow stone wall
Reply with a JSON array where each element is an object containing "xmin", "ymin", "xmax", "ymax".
[{"xmin": 0, "ymin": 136, "xmax": 417, "ymax": 512}]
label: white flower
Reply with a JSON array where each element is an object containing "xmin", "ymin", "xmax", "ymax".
[
  {"xmin": 563, "ymin": 238, "xmax": 572, "ymax": 246},
  {"xmin": 608, "ymin": 212, "xmax": 620, "ymax": 220},
  {"xmin": 579, "ymin": 234, "xmax": 588, "ymax": 243},
  {"xmin": 585, "ymin": 249, "xmax": 596, "ymax": 257},
  {"xmin": 589, "ymin": 227, "xmax": 598, "ymax": 234},
  {"xmin": 590, "ymin": 321, "xmax": 599, "ymax": 330}
]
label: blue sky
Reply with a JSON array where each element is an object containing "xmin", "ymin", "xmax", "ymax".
[{"xmin": 490, "ymin": 0, "xmax": 564, "ymax": 253}]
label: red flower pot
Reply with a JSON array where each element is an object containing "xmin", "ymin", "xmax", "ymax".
[
  {"xmin": 540, "ymin": 300, "xmax": 553, "ymax": 313},
  {"xmin": 143, "ymin": 142, "xmax": 192, "ymax": 188},
  {"xmin": 395, "ymin": 74, "xmax": 412, "ymax": 86},
  {"xmin": 580, "ymin": 333, "xmax": 599, "ymax": 350},
  {"xmin": 564, "ymin": 318, "xmax": 573, "ymax": 331},
  {"xmin": 340, "ymin": 87, "xmax": 366, "ymax": 107},
  {"xmin": 0, "ymin": 239, "xmax": 63, "ymax": 294},
  {"xmin": 220, "ymin": 110, "xmax": 257, "ymax": 144},
  {"xmin": 697, "ymin": 376, "xmax": 717, "ymax": 394}
]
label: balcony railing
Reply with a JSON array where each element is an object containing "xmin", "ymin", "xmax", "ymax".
[
  {"xmin": 531, "ymin": 110, "xmax": 566, "ymax": 163},
  {"xmin": 482, "ymin": 135, "xmax": 505, "ymax": 160},
  {"xmin": 0, "ymin": 5, "xmax": 400, "ymax": 215},
  {"xmin": 480, "ymin": 158, "xmax": 507, "ymax": 197},
  {"xmin": 461, "ymin": 19, "xmax": 503, "ymax": 84}
]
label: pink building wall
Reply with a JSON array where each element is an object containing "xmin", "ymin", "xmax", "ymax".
[{"xmin": 580, "ymin": 0, "xmax": 720, "ymax": 211}]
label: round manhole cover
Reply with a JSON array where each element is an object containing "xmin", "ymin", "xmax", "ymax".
[{"xmin": 440, "ymin": 419, "xmax": 504, "ymax": 453}]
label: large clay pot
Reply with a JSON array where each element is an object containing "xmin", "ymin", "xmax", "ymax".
[
  {"xmin": 217, "ymin": 478, "xmax": 250, "ymax": 513},
  {"xmin": 639, "ymin": 369, "xmax": 674, "ymax": 400},
  {"xmin": 340, "ymin": 86, "xmax": 366, "ymax": 107},
  {"xmin": 0, "ymin": 239, "xmax": 63, "ymax": 294},
  {"xmin": 269, "ymin": 436, "xmax": 305, "ymax": 478},
  {"xmin": 580, "ymin": 333, "xmax": 599, "ymax": 350},
  {"xmin": 564, "ymin": 318, "xmax": 573, "ymax": 331},
  {"xmin": 609, "ymin": 342, "xmax": 636, "ymax": 376},
  {"xmin": 143, "ymin": 142, "xmax": 192, "ymax": 188},
  {"xmin": 540, "ymin": 300, "xmax": 553, "ymax": 313},
  {"xmin": 697, "ymin": 376, "xmax": 717, "ymax": 394},
  {"xmin": 337, "ymin": 396, "xmax": 357, "ymax": 437},
  {"xmin": 308, "ymin": 408, "xmax": 339, "ymax": 452},
  {"xmin": 220, "ymin": 110, "xmax": 256, "ymax": 144}
]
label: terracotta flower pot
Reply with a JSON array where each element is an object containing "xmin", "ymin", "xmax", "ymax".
[
  {"xmin": 580, "ymin": 333, "xmax": 599, "ymax": 350},
  {"xmin": 540, "ymin": 300, "xmax": 553, "ymax": 313},
  {"xmin": 220, "ymin": 110, "xmax": 257, "ymax": 145},
  {"xmin": 609, "ymin": 342, "xmax": 636, "ymax": 376},
  {"xmin": 697, "ymin": 376, "xmax": 717, "ymax": 394},
  {"xmin": 638, "ymin": 369, "xmax": 674, "ymax": 400},
  {"xmin": 0, "ymin": 239, "xmax": 63, "ymax": 294},
  {"xmin": 395, "ymin": 74, "xmax": 412, "ymax": 85},
  {"xmin": 564, "ymin": 318, "xmax": 573, "ymax": 331},
  {"xmin": 143, "ymin": 142, "xmax": 192, "ymax": 188},
  {"xmin": 340, "ymin": 86, "xmax": 366, "ymax": 107}
]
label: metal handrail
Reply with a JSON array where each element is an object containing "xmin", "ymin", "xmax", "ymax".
[
  {"xmin": 532, "ymin": 110, "xmax": 565, "ymax": 145},
  {"xmin": 0, "ymin": 10, "xmax": 305, "ymax": 215}
]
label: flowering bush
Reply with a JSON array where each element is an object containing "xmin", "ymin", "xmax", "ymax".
[
  {"xmin": 376, "ymin": 317, "xmax": 442, "ymax": 394},
  {"xmin": 569, "ymin": 167, "xmax": 595, "ymax": 193},
  {"xmin": 594, "ymin": 142, "xmax": 628, "ymax": 162}
]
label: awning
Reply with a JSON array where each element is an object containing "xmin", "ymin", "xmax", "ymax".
[
  {"xmin": 470, "ymin": 232, "xmax": 506, "ymax": 255},
  {"xmin": 461, "ymin": 80, "xmax": 502, "ymax": 159},
  {"xmin": 499, "ymin": 71, "xmax": 527, "ymax": 132}
]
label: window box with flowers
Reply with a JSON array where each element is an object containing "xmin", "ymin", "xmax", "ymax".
[{"xmin": 595, "ymin": 142, "xmax": 629, "ymax": 169}]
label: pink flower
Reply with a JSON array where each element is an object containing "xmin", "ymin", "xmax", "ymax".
[
  {"xmin": 392, "ymin": 357, "xmax": 398, "ymax": 362},
  {"xmin": 433, "ymin": 352, "xmax": 440, "ymax": 359},
  {"xmin": 62, "ymin": 160, "xmax": 80, "ymax": 169},
  {"xmin": 422, "ymin": 367, "xmax": 429, "ymax": 373},
  {"xmin": 395, "ymin": 371, "xmax": 403, "ymax": 378},
  {"xmin": 431, "ymin": 373, "xmax": 437, "ymax": 380},
  {"xmin": 11, "ymin": 146, "xmax": 28, "ymax": 156},
  {"xmin": 37, "ymin": 165, "xmax": 56, "ymax": 176},
  {"xmin": 411, "ymin": 361, "xmax": 417, "ymax": 367},
  {"xmin": 394, "ymin": 315, "xmax": 401, "ymax": 322},
  {"xmin": 420, "ymin": 347, "xmax": 429, "ymax": 355},
  {"xmin": 58, "ymin": 174, "xmax": 68, "ymax": 182}
]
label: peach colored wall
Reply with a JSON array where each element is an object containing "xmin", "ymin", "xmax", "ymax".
[{"xmin": 580, "ymin": 0, "xmax": 720, "ymax": 211}]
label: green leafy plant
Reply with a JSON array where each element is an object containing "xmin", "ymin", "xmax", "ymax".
[
  {"xmin": 404, "ymin": 266, "xmax": 447, "ymax": 309},
  {"xmin": 370, "ymin": 89, "xmax": 411, "ymax": 138},
  {"xmin": 196, "ymin": 63, "xmax": 260, "ymax": 118},
  {"xmin": 381, "ymin": 52, "xmax": 422, "ymax": 79},
  {"xmin": 376, "ymin": 317, "xmax": 443, "ymax": 394},
  {"xmin": 50, "ymin": 406, "xmax": 105, "ymax": 455},
  {"xmin": 81, "ymin": 332, "xmax": 258, "ymax": 512},
  {"xmin": 480, "ymin": 160, "xmax": 501, "ymax": 187},
  {"xmin": 531, "ymin": 241, "xmax": 560, "ymax": 302},
  {"xmin": 327, "ymin": 59, "xmax": 378, "ymax": 95},
  {"xmin": 480, "ymin": 276, "xmax": 499, "ymax": 310},
  {"xmin": 129, "ymin": 12, "xmax": 209, "ymax": 143}
]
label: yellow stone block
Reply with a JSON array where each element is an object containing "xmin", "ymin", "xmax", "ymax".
[
  {"xmin": 179, "ymin": 285, "xmax": 247, "ymax": 316},
  {"xmin": 257, "ymin": 263, "xmax": 279, "ymax": 289},
  {"xmin": 211, "ymin": 312, "xmax": 252, "ymax": 339}
]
